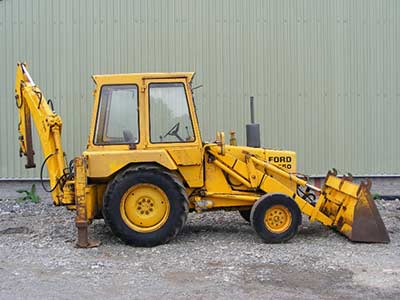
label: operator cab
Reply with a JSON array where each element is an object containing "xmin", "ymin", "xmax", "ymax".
[
  {"xmin": 88, "ymin": 72, "xmax": 201, "ymax": 151},
  {"xmin": 85, "ymin": 73, "xmax": 204, "ymax": 185}
]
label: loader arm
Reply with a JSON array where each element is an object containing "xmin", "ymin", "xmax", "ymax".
[
  {"xmin": 207, "ymin": 144, "xmax": 390, "ymax": 243},
  {"xmin": 15, "ymin": 63, "xmax": 67, "ymax": 205}
]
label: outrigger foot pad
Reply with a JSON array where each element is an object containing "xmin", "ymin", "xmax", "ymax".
[{"xmin": 75, "ymin": 222, "xmax": 101, "ymax": 248}]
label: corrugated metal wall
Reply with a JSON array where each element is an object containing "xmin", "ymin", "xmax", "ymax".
[{"xmin": 1, "ymin": 0, "xmax": 399, "ymax": 178}]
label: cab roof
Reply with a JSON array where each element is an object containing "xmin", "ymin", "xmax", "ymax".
[{"xmin": 92, "ymin": 72, "xmax": 195, "ymax": 85}]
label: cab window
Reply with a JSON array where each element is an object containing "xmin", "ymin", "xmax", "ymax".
[
  {"xmin": 149, "ymin": 83, "xmax": 194, "ymax": 143},
  {"xmin": 94, "ymin": 85, "xmax": 138, "ymax": 145}
]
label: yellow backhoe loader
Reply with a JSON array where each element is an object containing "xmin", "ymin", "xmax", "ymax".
[{"xmin": 14, "ymin": 63, "xmax": 390, "ymax": 247}]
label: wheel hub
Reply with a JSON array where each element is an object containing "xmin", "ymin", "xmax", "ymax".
[
  {"xmin": 264, "ymin": 205, "xmax": 292, "ymax": 233},
  {"xmin": 120, "ymin": 183, "xmax": 170, "ymax": 233},
  {"xmin": 137, "ymin": 197, "xmax": 155, "ymax": 215}
]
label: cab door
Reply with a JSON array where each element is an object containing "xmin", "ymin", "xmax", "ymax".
[{"xmin": 144, "ymin": 78, "xmax": 203, "ymax": 187}]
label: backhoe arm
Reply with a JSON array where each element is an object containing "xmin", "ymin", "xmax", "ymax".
[{"xmin": 15, "ymin": 63, "xmax": 67, "ymax": 205}]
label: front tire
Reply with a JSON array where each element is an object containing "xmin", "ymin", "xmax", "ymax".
[
  {"xmin": 103, "ymin": 166, "xmax": 188, "ymax": 247},
  {"xmin": 250, "ymin": 193, "xmax": 302, "ymax": 243}
]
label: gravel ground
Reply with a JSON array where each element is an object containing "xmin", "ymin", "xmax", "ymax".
[{"xmin": 0, "ymin": 182, "xmax": 399, "ymax": 300}]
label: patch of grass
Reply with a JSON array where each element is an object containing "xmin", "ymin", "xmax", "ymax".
[
  {"xmin": 372, "ymin": 193, "xmax": 381, "ymax": 200},
  {"xmin": 16, "ymin": 184, "xmax": 41, "ymax": 203}
]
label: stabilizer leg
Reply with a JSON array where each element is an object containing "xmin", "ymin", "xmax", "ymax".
[{"xmin": 74, "ymin": 156, "xmax": 100, "ymax": 248}]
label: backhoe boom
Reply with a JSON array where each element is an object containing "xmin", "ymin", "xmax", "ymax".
[{"xmin": 15, "ymin": 63, "xmax": 67, "ymax": 204}]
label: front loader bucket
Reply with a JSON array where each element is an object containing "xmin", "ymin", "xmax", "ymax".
[{"xmin": 318, "ymin": 171, "xmax": 390, "ymax": 243}]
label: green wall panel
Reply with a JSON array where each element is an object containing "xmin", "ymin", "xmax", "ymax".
[{"xmin": 0, "ymin": 0, "xmax": 399, "ymax": 178}]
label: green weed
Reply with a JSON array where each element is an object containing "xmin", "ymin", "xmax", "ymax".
[
  {"xmin": 372, "ymin": 193, "xmax": 381, "ymax": 200},
  {"xmin": 16, "ymin": 184, "xmax": 41, "ymax": 203}
]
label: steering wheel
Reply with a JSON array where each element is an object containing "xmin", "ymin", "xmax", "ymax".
[{"xmin": 163, "ymin": 122, "xmax": 184, "ymax": 142}]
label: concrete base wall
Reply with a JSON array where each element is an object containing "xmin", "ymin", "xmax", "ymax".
[
  {"xmin": 1, "ymin": 177, "xmax": 399, "ymax": 201},
  {"xmin": 0, "ymin": 181, "xmax": 50, "ymax": 201},
  {"xmin": 309, "ymin": 177, "xmax": 400, "ymax": 198}
]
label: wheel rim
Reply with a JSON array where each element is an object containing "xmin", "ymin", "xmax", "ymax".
[
  {"xmin": 264, "ymin": 205, "xmax": 292, "ymax": 233},
  {"xmin": 120, "ymin": 183, "xmax": 170, "ymax": 233}
]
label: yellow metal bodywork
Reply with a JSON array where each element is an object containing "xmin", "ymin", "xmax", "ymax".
[
  {"xmin": 315, "ymin": 172, "xmax": 389, "ymax": 242},
  {"xmin": 85, "ymin": 149, "xmax": 178, "ymax": 178},
  {"xmin": 203, "ymin": 145, "xmax": 333, "ymax": 226},
  {"xmin": 83, "ymin": 73, "xmax": 203, "ymax": 188},
  {"xmin": 15, "ymin": 63, "xmax": 389, "ymax": 245},
  {"xmin": 201, "ymin": 147, "xmax": 389, "ymax": 242}
]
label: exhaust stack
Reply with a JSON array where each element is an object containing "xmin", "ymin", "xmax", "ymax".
[{"xmin": 246, "ymin": 96, "xmax": 261, "ymax": 147}]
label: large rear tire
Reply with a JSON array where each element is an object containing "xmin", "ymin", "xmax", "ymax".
[
  {"xmin": 103, "ymin": 166, "xmax": 188, "ymax": 247},
  {"xmin": 250, "ymin": 193, "xmax": 302, "ymax": 243}
]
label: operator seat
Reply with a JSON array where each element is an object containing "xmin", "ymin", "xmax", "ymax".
[{"xmin": 123, "ymin": 130, "xmax": 136, "ymax": 143}]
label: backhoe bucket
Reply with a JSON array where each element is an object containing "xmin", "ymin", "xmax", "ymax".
[{"xmin": 317, "ymin": 171, "xmax": 390, "ymax": 243}]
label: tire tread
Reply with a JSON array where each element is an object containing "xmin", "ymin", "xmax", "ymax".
[{"xmin": 103, "ymin": 165, "xmax": 188, "ymax": 247}]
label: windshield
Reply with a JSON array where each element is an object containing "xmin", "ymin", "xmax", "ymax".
[{"xmin": 149, "ymin": 83, "xmax": 195, "ymax": 143}]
